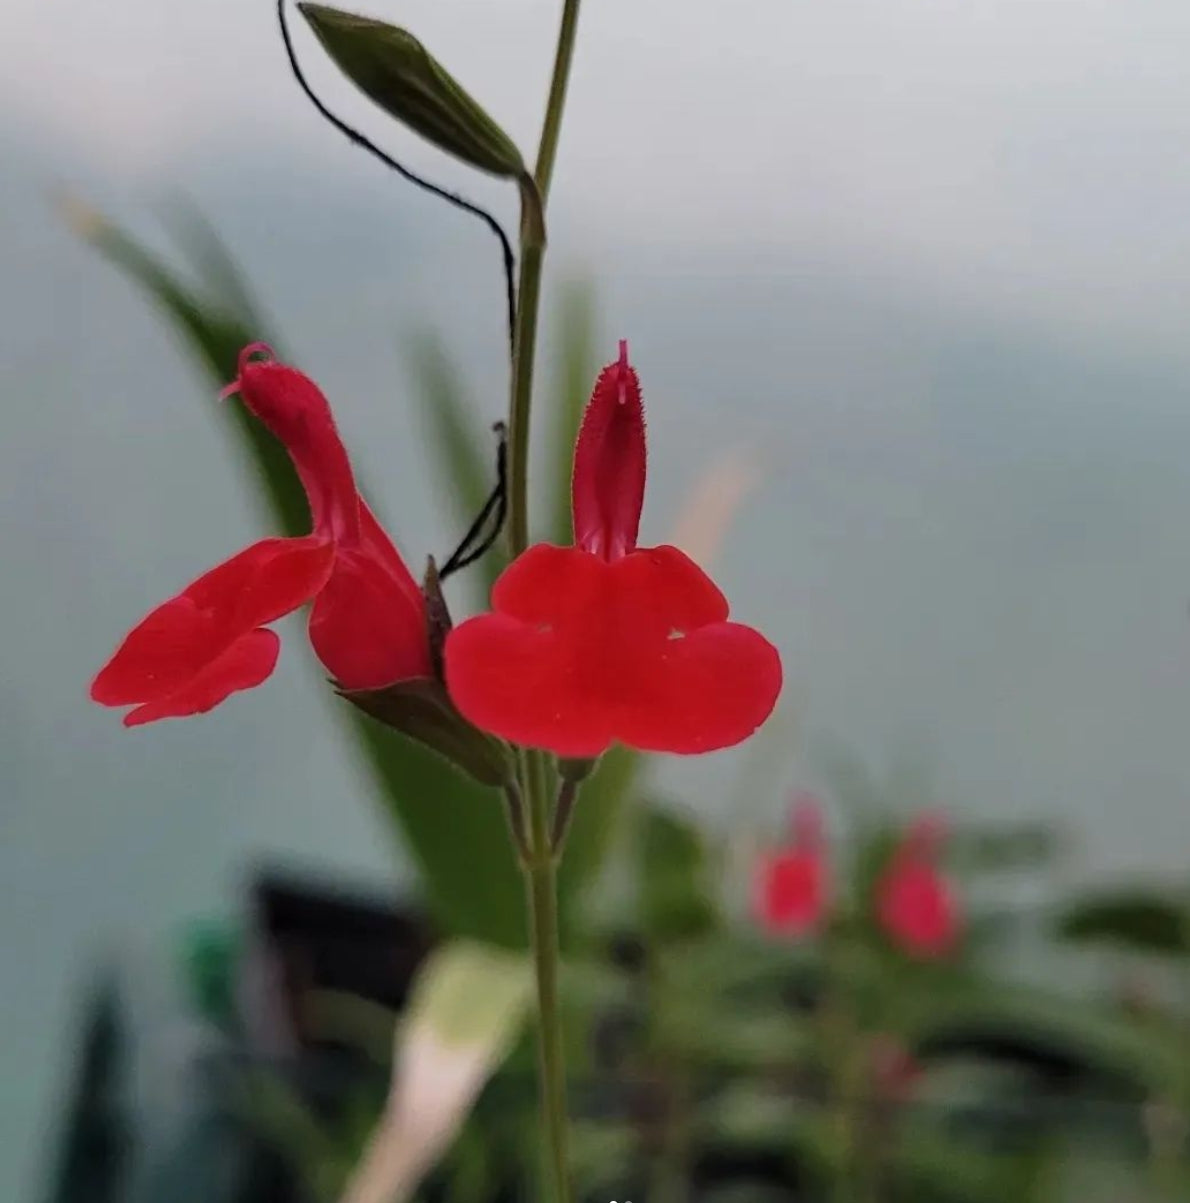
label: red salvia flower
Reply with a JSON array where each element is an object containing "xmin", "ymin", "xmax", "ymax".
[
  {"xmin": 876, "ymin": 812, "xmax": 961, "ymax": 958},
  {"xmin": 91, "ymin": 345, "xmax": 429, "ymax": 726},
  {"xmin": 444, "ymin": 342, "xmax": 782, "ymax": 757},
  {"xmin": 755, "ymin": 792, "xmax": 829, "ymax": 937}
]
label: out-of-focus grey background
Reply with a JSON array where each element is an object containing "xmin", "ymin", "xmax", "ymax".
[{"xmin": 4, "ymin": 0, "xmax": 1190, "ymax": 1196}]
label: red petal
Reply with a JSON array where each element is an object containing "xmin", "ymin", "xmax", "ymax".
[
  {"xmin": 444, "ymin": 544, "xmax": 781, "ymax": 756},
  {"xmin": 358, "ymin": 498, "xmax": 424, "ymax": 610},
  {"xmin": 615, "ymin": 622, "xmax": 782, "ymax": 753},
  {"xmin": 308, "ymin": 547, "xmax": 430, "ymax": 689},
  {"xmin": 755, "ymin": 848, "xmax": 827, "ymax": 937},
  {"xmin": 877, "ymin": 861, "xmax": 960, "ymax": 958},
  {"xmin": 123, "ymin": 629, "xmax": 280, "ymax": 726},
  {"xmin": 92, "ymin": 536, "xmax": 332, "ymax": 708},
  {"xmin": 492, "ymin": 544, "xmax": 727, "ymax": 630},
  {"xmin": 229, "ymin": 349, "xmax": 361, "ymax": 543},
  {"xmin": 571, "ymin": 341, "xmax": 646, "ymax": 561},
  {"xmin": 445, "ymin": 612, "xmax": 617, "ymax": 756},
  {"xmin": 91, "ymin": 595, "xmax": 219, "ymax": 706},
  {"xmin": 184, "ymin": 536, "xmax": 335, "ymax": 632}
]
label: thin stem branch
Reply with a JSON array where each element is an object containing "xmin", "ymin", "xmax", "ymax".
[
  {"xmin": 550, "ymin": 778, "xmax": 580, "ymax": 854},
  {"xmin": 504, "ymin": 4, "xmax": 586, "ymax": 1199},
  {"xmin": 502, "ymin": 781, "xmax": 531, "ymax": 864}
]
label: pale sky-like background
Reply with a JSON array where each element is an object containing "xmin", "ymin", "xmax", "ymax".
[{"xmin": 4, "ymin": 1, "xmax": 1190, "ymax": 1198}]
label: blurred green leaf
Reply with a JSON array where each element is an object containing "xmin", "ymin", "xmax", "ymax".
[
  {"xmin": 1055, "ymin": 887, "xmax": 1190, "ymax": 957},
  {"xmin": 637, "ymin": 803, "xmax": 720, "ymax": 943},
  {"xmin": 907, "ymin": 978, "xmax": 1185, "ymax": 1097},
  {"xmin": 406, "ymin": 939, "xmax": 530, "ymax": 1047},
  {"xmin": 950, "ymin": 821, "xmax": 1061, "ymax": 874},
  {"xmin": 547, "ymin": 276, "xmax": 598, "ymax": 547}
]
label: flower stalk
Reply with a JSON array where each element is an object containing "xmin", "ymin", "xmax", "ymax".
[{"xmin": 504, "ymin": 3, "xmax": 585, "ymax": 1200}]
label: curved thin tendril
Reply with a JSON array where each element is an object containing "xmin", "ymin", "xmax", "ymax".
[
  {"xmin": 439, "ymin": 423, "xmax": 508, "ymax": 579},
  {"xmin": 276, "ymin": 0, "xmax": 516, "ymax": 348}
]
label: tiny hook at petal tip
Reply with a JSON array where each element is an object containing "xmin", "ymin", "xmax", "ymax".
[{"xmin": 218, "ymin": 342, "xmax": 276, "ymax": 401}]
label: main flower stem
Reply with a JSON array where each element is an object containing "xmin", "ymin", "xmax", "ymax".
[
  {"xmin": 504, "ymin": 4, "xmax": 584, "ymax": 1201},
  {"xmin": 525, "ymin": 751, "xmax": 571, "ymax": 1202},
  {"xmin": 507, "ymin": 0, "xmax": 583, "ymax": 557},
  {"xmin": 507, "ymin": 237, "xmax": 544, "ymax": 556}
]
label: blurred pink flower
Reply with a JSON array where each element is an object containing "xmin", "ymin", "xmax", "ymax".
[
  {"xmin": 876, "ymin": 812, "xmax": 961, "ymax": 958},
  {"xmin": 754, "ymin": 792, "xmax": 828, "ymax": 937}
]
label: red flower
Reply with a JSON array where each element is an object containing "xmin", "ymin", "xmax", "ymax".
[
  {"xmin": 91, "ymin": 345, "xmax": 429, "ymax": 726},
  {"xmin": 444, "ymin": 342, "xmax": 782, "ymax": 757},
  {"xmin": 755, "ymin": 792, "xmax": 828, "ymax": 937},
  {"xmin": 876, "ymin": 812, "xmax": 961, "ymax": 958}
]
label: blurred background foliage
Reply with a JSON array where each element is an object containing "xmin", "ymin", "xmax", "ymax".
[{"xmin": 38, "ymin": 210, "xmax": 1189, "ymax": 1203}]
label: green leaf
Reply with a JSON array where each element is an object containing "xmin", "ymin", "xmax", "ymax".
[
  {"xmin": 637, "ymin": 802, "xmax": 720, "ymax": 943},
  {"xmin": 299, "ymin": 3, "xmax": 527, "ymax": 178},
  {"xmin": 76, "ymin": 203, "xmax": 528, "ymax": 948},
  {"xmin": 1055, "ymin": 887, "xmax": 1190, "ymax": 957},
  {"xmin": 407, "ymin": 939, "xmax": 530, "ymax": 1047},
  {"xmin": 949, "ymin": 821, "xmax": 1061, "ymax": 874}
]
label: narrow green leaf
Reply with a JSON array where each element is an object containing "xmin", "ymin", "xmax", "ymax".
[
  {"xmin": 1055, "ymin": 887, "xmax": 1190, "ymax": 957},
  {"xmin": 949, "ymin": 821, "xmax": 1061, "ymax": 874},
  {"xmin": 299, "ymin": 3, "xmax": 526, "ymax": 178}
]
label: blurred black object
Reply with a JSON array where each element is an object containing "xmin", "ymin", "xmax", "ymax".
[
  {"xmin": 44, "ymin": 868, "xmax": 435, "ymax": 1203},
  {"xmin": 44, "ymin": 975, "xmax": 130, "ymax": 1203}
]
